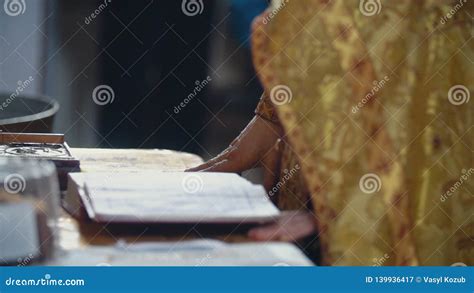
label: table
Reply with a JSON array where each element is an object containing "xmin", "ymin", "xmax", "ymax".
[{"xmin": 57, "ymin": 148, "xmax": 249, "ymax": 252}]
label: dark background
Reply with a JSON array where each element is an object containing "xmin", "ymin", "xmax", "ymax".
[{"xmin": 0, "ymin": 0, "xmax": 271, "ymax": 159}]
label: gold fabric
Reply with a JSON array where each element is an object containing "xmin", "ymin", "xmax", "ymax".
[
  {"xmin": 275, "ymin": 140, "xmax": 312, "ymax": 211},
  {"xmin": 252, "ymin": 0, "xmax": 473, "ymax": 265},
  {"xmin": 255, "ymin": 93, "xmax": 280, "ymax": 123}
]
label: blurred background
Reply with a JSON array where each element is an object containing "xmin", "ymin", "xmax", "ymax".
[{"xmin": 0, "ymin": 0, "xmax": 271, "ymax": 160}]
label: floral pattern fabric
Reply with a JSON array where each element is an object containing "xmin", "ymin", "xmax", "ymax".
[{"xmin": 252, "ymin": 0, "xmax": 473, "ymax": 266}]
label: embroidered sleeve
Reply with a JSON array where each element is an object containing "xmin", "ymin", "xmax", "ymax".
[{"xmin": 255, "ymin": 93, "xmax": 280, "ymax": 124}]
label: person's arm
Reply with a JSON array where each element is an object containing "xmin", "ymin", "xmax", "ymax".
[
  {"xmin": 188, "ymin": 94, "xmax": 319, "ymax": 242},
  {"xmin": 186, "ymin": 93, "xmax": 283, "ymax": 190}
]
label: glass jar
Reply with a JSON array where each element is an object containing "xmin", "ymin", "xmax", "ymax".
[{"xmin": 0, "ymin": 158, "xmax": 60, "ymax": 266}]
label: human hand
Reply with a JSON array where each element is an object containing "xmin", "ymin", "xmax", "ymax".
[
  {"xmin": 186, "ymin": 115, "xmax": 283, "ymax": 191},
  {"xmin": 248, "ymin": 211, "xmax": 317, "ymax": 242}
]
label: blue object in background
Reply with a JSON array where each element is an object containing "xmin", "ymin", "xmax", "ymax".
[{"xmin": 230, "ymin": 0, "xmax": 269, "ymax": 48}]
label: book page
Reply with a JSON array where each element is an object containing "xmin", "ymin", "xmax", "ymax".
[
  {"xmin": 49, "ymin": 240, "xmax": 313, "ymax": 266},
  {"xmin": 72, "ymin": 172, "xmax": 280, "ymax": 223}
]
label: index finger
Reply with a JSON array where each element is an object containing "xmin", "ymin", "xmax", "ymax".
[{"xmin": 185, "ymin": 147, "xmax": 234, "ymax": 172}]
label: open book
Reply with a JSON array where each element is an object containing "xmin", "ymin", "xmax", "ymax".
[
  {"xmin": 48, "ymin": 240, "xmax": 313, "ymax": 266},
  {"xmin": 64, "ymin": 172, "xmax": 280, "ymax": 225}
]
